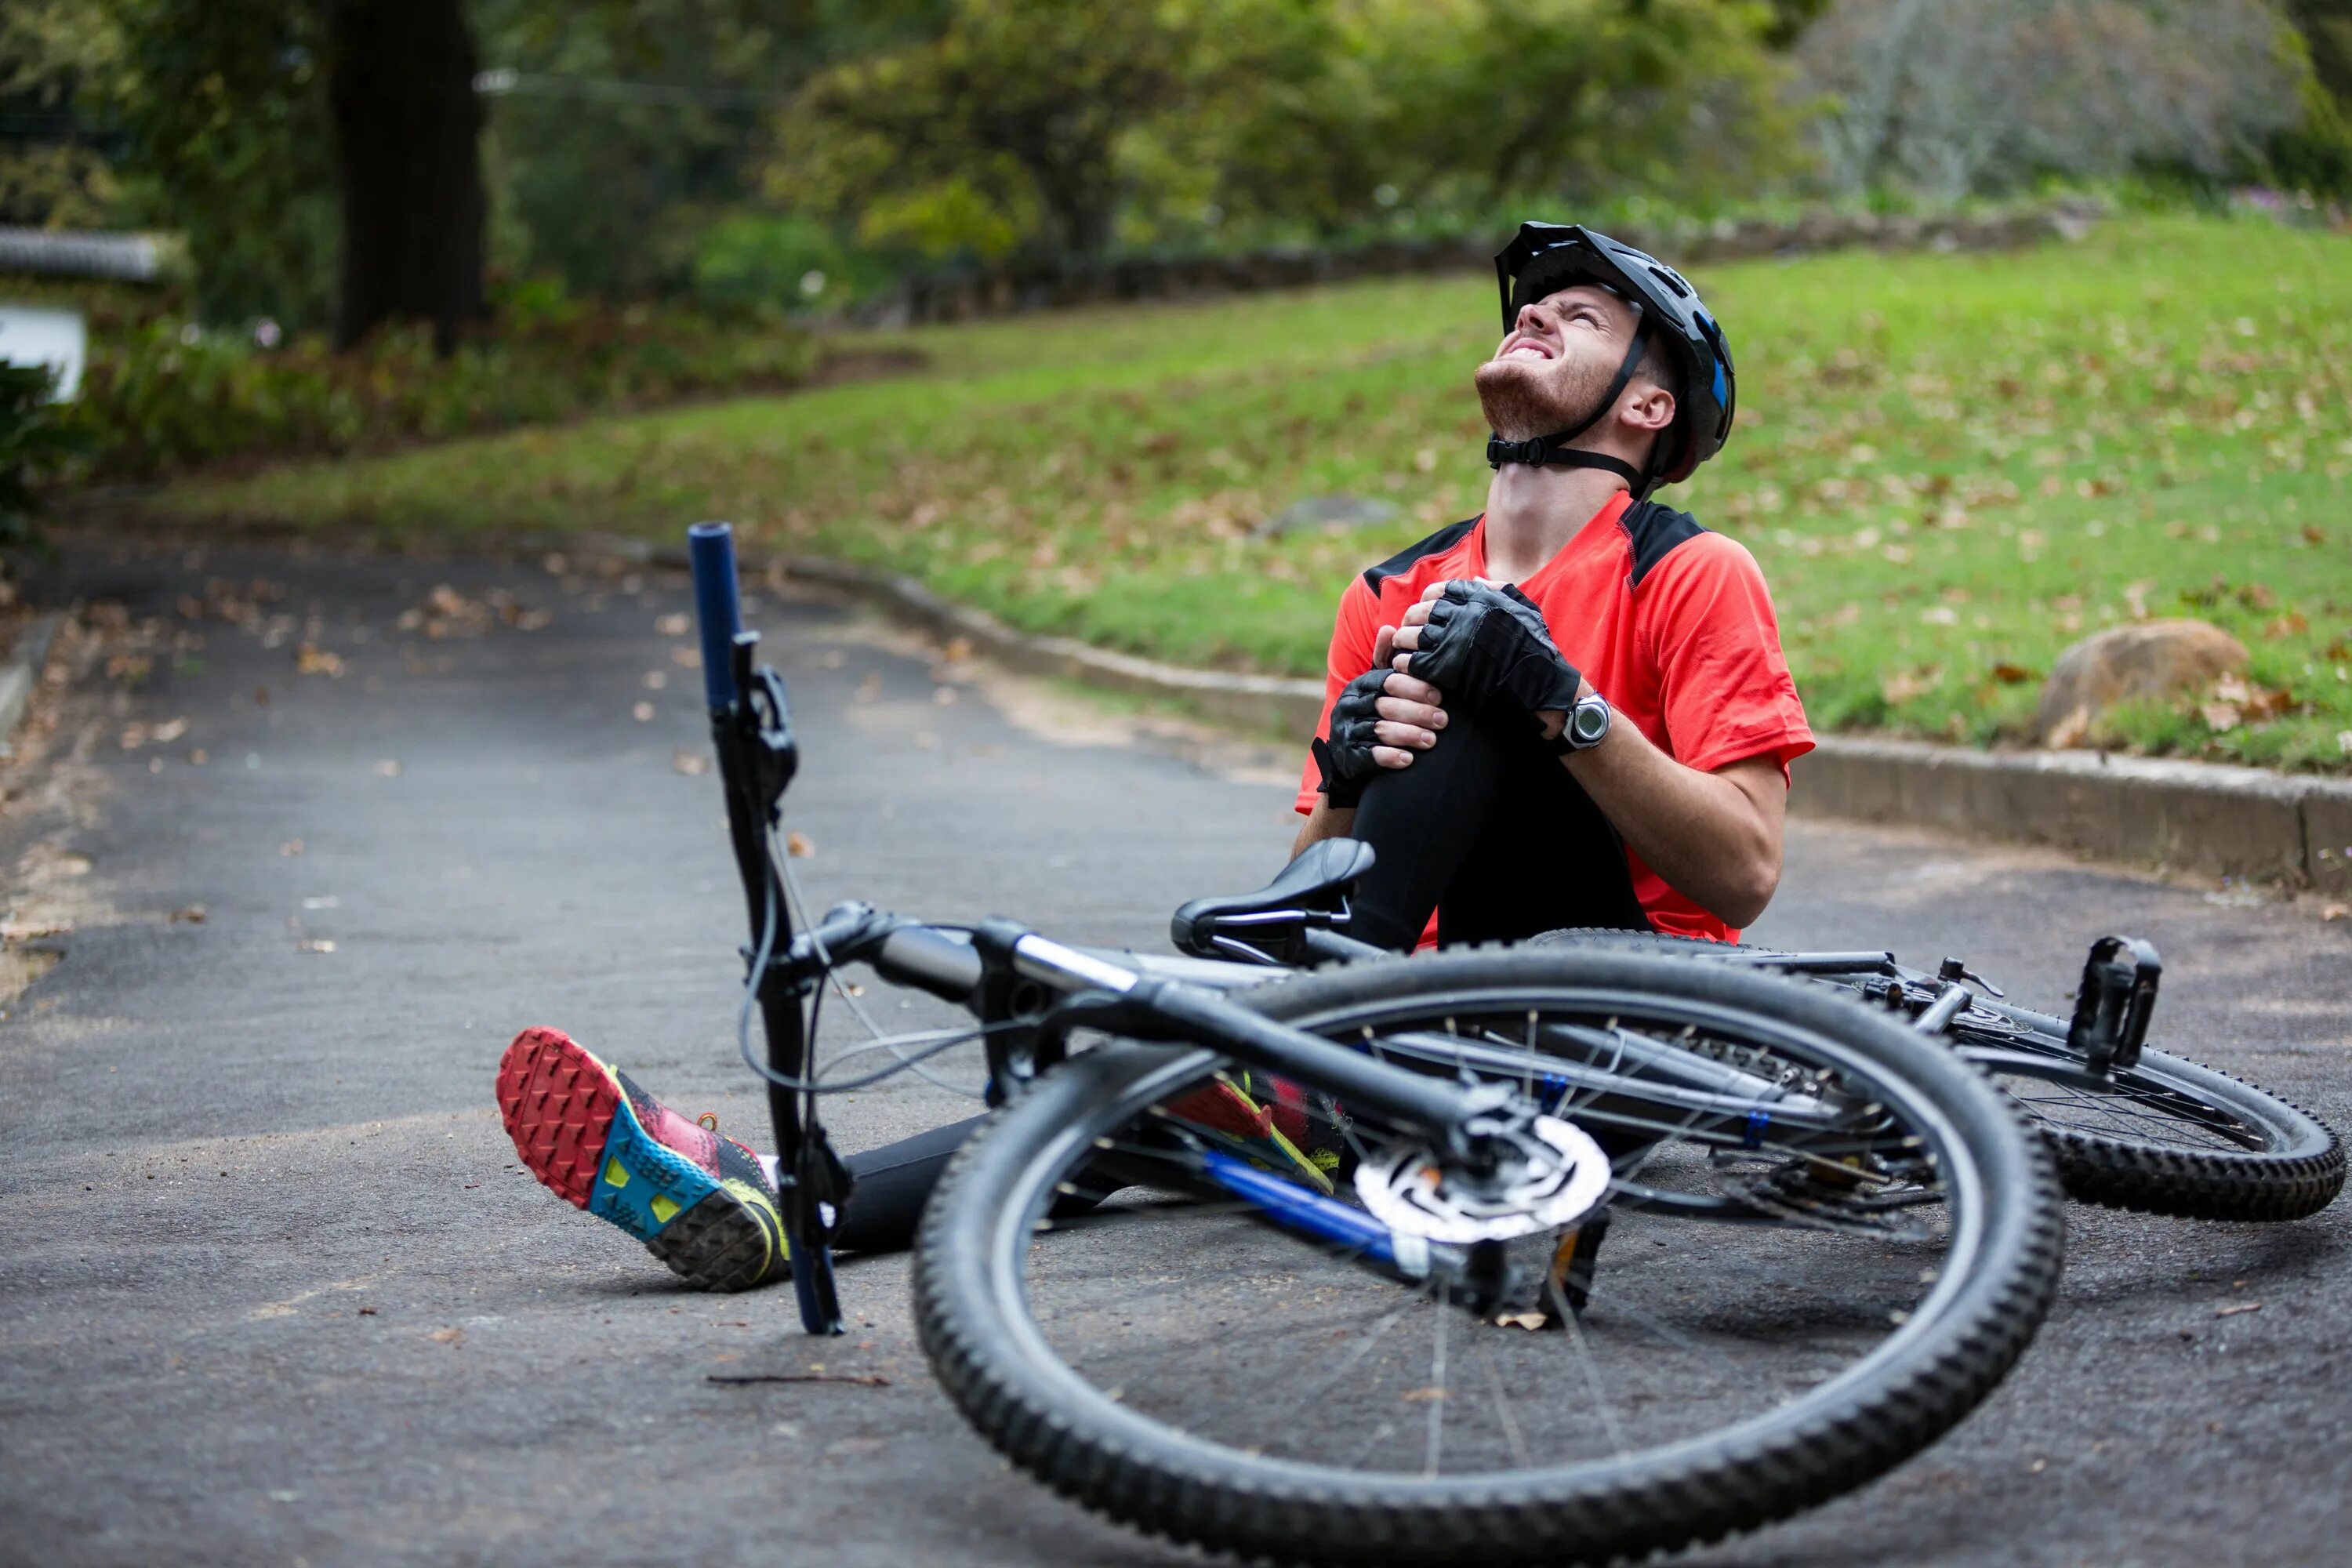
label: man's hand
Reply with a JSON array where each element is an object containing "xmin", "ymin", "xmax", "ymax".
[
  {"xmin": 1312, "ymin": 651, "xmax": 1448, "ymax": 806},
  {"xmin": 1392, "ymin": 580, "xmax": 1583, "ymax": 731}
]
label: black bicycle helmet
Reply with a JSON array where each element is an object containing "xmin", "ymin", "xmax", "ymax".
[{"xmin": 1486, "ymin": 221, "xmax": 1736, "ymax": 495}]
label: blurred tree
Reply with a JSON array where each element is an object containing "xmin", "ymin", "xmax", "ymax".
[
  {"xmin": 775, "ymin": 0, "xmax": 1204, "ymax": 260},
  {"xmin": 2273, "ymin": 0, "xmax": 2352, "ymax": 192},
  {"xmin": 1759, "ymin": 0, "xmax": 1833, "ymax": 49},
  {"xmin": 0, "ymin": 0, "xmax": 125, "ymax": 227},
  {"xmin": 110, "ymin": 0, "xmax": 340, "ymax": 326},
  {"xmin": 326, "ymin": 0, "xmax": 488, "ymax": 351},
  {"xmin": 780, "ymin": 0, "xmax": 1797, "ymax": 260},
  {"xmin": 1796, "ymin": 0, "xmax": 2310, "ymax": 200},
  {"xmin": 472, "ymin": 0, "xmax": 948, "ymax": 300}
]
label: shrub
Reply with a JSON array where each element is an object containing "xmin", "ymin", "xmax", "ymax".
[
  {"xmin": 0, "ymin": 361, "xmax": 85, "ymax": 545},
  {"xmin": 51, "ymin": 292, "xmax": 815, "ymax": 481}
]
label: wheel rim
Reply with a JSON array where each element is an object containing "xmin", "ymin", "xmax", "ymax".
[
  {"xmin": 1958, "ymin": 1040, "xmax": 2285, "ymax": 1157},
  {"xmin": 985, "ymin": 982, "xmax": 2014, "ymax": 1492}
]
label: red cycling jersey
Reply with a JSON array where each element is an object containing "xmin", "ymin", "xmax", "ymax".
[{"xmin": 1296, "ymin": 490, "xmax": 1813, "ymax": 944}]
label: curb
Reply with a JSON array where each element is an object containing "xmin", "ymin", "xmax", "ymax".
[
  {"xmin": 1798, "ymin": 735, "xmax": 2352, "ymax": 895},
  {"xmin": 628, "ymin": 542, "xmax": 2352, "ymax": 891},
  {"xmin": 0, "ymin": 612, "xmax": 64, "ymax": 757}
]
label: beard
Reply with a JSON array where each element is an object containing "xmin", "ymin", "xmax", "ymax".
[{"xmin": 1474, "ymin": 350, "xmax": 1615, "ymax": 441}]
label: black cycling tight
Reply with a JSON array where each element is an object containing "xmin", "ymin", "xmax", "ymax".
[{"xmin": 1345, "ymin": 704, "xmax": 1651, "ymax": 951}]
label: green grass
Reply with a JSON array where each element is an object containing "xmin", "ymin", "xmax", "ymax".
[{"xmin": 155, "ymin": 214, "xmax": 2352, "ymax": 771}]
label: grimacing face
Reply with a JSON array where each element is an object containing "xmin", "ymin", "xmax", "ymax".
[{"xmin": 1472, "ymin": 282, "xmax": 1670, "ymax": 447}]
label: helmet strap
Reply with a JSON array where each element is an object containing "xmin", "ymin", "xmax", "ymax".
[{"xmin": 1485, "ymin": 299, "xmax": 1655, "ymax": 491}]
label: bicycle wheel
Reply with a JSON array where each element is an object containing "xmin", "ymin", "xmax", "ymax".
[
  {"xmin": 1949, "ymin": 998, "xmax": 2342, "ymax": 1221},
  {"xmin": 1530, "ymin": 929, "xmax": 2344, "ymax": 1223},
  {"xmin": 913, "ymin": 949, "xmax": 2062, "ymax": 1568}
]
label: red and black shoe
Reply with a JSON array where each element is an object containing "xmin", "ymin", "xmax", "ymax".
[{"xmin": 495, "ymin": 1026, "xmax": 789, "ymax": 1291}]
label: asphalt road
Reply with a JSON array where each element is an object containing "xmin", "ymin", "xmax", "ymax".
[{"xmin": 4, "ymin": 532, "xmax": 2349, "ymax": 1568}]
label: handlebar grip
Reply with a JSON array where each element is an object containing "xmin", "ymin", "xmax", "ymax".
[
  {"xmin": 874, "ymin": 926, "xmax": 984, "ymax": 1004},
  {"xmin": 687, "ymin": 521, "xmax": 742, "ymax": 710}
]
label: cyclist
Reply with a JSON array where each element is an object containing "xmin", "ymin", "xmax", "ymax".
[
  {"xmin": 497, "ymin": 223, "xmax": 1811, "ymax": 1291},
  {"xmin": 1294, "ymin": 221, "xmax": 1809, "ymax": 951}
]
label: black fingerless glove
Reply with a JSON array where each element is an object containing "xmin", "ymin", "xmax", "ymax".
[
  {"xmin": 1404, "ymin": 582, "xmax": 1581, "ymax": 731},
  {"xmin": 1311, "ymin": 667, "xmax": 1392, "ymax": 808}
]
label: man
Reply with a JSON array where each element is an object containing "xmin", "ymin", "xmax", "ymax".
[
  {"xmin": 496, "ymin": 223, "xmax": 1810, "ymax": 1293},
  {"xmin": 1294, "ymin": 221, "xmax": 1809, "ymax": 951}
]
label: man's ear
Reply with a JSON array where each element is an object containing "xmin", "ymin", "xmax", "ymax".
[{"xmin": 1620, "ymin": 384, "xmax": 1675, "ymax": 435}]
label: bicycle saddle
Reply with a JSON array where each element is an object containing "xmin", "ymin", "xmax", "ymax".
[{"xmin": 1170, "ymin": 837, "xmax": 1377, "ymax": 960}]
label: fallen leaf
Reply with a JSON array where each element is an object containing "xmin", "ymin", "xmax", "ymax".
[
  {"xmin": 302, "ymin": 895, "xmax": 338, "ymax": 910},
  {"xmin": 786, "ymin": 831, "xmax": 815, "ymax": 858},
  {"xmin": 296, "ymin": 938, "xmax": 336, "ymax": 953},
  {"xmin": 375, "ymin": 760, "xmax": 401, "ymax": 777},
  {"xmin": 358, "ymin": 1306, "xmax": 378, "ymax": 1316},
  {"xmin": 671, "ymin": 646, "xmax": 702, "ymax": 670},
  {"xmin": 2200, "ymin": 702, "xmax": 2241, "ymax": 734},
  {"xmin": 1400, "ymin": 1387, "xmax": 1449, "ymax": 1403},
  {"xmin": 673, "ymin": 751, "xmax": 710, "ymax": 776},
  {"xmin": 1490, "ymin": 1311, "xmax": 1548, "ymax": 1330},
  {"xmin": 2303, "ymin": 524, "xmax": 2327, "ymax": 546},
  {"xmin": 169, "ymin": 906, "xmax": 206, "ymax": 924},
  {"xmin": 1988, "ymin": 662, "xmax": 2038, "ymax": 685},
  {"xmin": 2263, "ymin": 612, "xmax": 2309, "ymax": 641},
  {"xmin": 281, "ymin": 840, "xmax": 304, "ymax": 856},
  {"xmin": 1880, "ymin": 666, "xmax": 1941, "ymax": 706},
  {"xmin": 655, "ymin": 613, "xmax": 690, "ymax": 636},
  {"xmin": 428, "ymin": 1327, "xmax": 465, "ymax": 1345},
  {"xmin": 187, "ymin": 749, "xmax": 209, "ymax": 767},
  {"xmin": 295, "ymin": 644, "xmax": 345, "ymax": 677},
  {"xmin": 706, "ymin": 1372, "xmax": 890, "ymax": 1387},
  {"xmin": 632, "ymin": 701, "xmax": 655, "ymax": 722},
  {"xmin": 644, "ymin": 670, "xmax": 668, "ymax": 691},
  {"xmin": 0, "ymin": 918, "xmax": 71, "ymax": 941},
  {"xmin": 2215, "ymin": 1303, "xmax": 2262, "ymax": 1318},
  {"xmin": 2321, "ymin": 904, "xmax": 2347, "ymax": 923}
]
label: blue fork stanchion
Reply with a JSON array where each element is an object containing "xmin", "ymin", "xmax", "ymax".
[
  {"xmin": 686, "ymin": 521, "xmax": 845, "ymax": 1337},
  {"xmin": 687, "ymin": 521, "xmax": 742, "ymax": 711}
]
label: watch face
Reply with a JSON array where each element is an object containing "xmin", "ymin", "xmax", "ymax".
[{"xmin": 1570, "ymin": 699, "xmax": 1610, "ymax": 746}]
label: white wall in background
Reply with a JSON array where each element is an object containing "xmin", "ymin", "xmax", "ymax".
[{"xmin": 0, "ymin": 305, "xmax": 88, "ymax": 402}]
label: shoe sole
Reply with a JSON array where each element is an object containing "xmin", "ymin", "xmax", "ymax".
[{"xmin": 495, "ymin": 1026, "xmax": 783, "ymax": 1290}]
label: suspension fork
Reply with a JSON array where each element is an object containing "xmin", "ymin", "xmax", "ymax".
[{"xmin": 691, "ymin": 522, "xmax": 849, "ymax": 1336}]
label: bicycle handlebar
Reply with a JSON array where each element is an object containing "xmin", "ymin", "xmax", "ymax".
[{"xmin": 687, "ymin": 521, "xmax": 742, "ymax": 710}]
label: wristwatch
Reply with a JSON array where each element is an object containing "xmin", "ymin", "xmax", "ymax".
[{"xmin": 1552, "ymin": 692, "xmax": 1613, "ymax": 753}]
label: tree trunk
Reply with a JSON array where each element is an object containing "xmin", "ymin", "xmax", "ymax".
[{"xmin": 326, "ymin": 0, "xmax": 488, "ymax": 354}]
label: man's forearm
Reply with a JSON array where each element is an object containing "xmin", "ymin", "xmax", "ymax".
[
  {"xmin": 1556, "ymin": 714, "xmax": 1784, "ymax": 928},
  {"xmin": 1290, "ymin": 797, "xmax": 1356, "ymax": 860}
]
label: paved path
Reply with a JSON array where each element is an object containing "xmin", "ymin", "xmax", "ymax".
[{"xmin": 4, "ymin": 535, "xmax": 2349, "ymax": 1568}]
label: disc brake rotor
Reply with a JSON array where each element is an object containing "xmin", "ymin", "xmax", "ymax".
[{"xmin": 1354, "ymin": 1115, "xmax": 1611, "ymax": 1244}]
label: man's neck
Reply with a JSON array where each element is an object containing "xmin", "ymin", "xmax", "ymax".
[{"xmin": 1479, "ymin": 463, "xmax": 1631, "ymax": 584}]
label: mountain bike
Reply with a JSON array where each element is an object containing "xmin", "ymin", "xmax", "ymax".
[
  {"xmin": 1171, "ymin": 863, "xmax": 2344, "ymax": 1225},
  {"xmin": 684, "ymin": 522, "xmax": 2062, "ymax": 1566}
]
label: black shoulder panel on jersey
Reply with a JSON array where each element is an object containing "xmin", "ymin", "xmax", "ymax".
[
  {"xmin": 1363, "ymin": 517, "xmax": 1479, "ymax": 593},
  {"xmin": 1622, "ymin": 500, "xmax": 1708, "ymax": 589}
]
